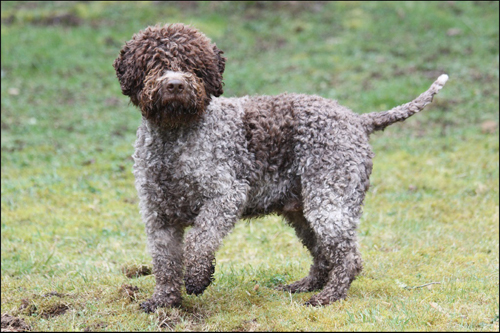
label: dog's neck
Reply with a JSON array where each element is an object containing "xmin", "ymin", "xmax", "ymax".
[{"xmin": 141, "ymin": 116, "xmax": 200, "ymax": 142}]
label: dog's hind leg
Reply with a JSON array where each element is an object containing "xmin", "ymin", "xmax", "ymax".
[
  {"xmin": 303, "ymin": 199, "xmax": 364, "ymax": 306},
  {"xmin": 299, "ymin": 153, "xmax": 368, "ymax": 306},
  {"xmin": 304, "ymin": 234, "xmax": 363, "ymax": 306},
  {"xmin": 277, "ymin": 211, "xmax": 331, "ymax": 293}
]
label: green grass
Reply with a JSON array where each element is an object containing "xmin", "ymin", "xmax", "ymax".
[{"xmin": 1, "ymin": 1, "xmax": 498, "ymax": 331}]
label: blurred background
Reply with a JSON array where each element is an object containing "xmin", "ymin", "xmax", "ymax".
[{"xmin": 1, "ymin": 2, "xmax": 498, "ymax": 331}]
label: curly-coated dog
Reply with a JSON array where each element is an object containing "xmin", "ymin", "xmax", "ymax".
[{"xmin": 113, "ymin": 23, "xmax": 448, "ymax": 312}]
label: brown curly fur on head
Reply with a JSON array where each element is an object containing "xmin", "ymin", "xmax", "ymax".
[{"xmin": 113, "ymin": 23, "xmax": 226, "ymax": 126}]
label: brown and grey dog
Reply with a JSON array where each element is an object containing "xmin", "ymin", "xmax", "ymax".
[{"xmin": 113, "ymin": 23, "xmax": 448, "ymax": 312}]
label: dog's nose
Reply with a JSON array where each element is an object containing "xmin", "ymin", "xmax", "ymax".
[{"xmin": 166, "ymin": 79, "xmax": 185, "ymax": 94}]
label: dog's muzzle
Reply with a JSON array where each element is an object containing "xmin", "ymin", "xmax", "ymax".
[
  {"xmin": 140, "ymin": 70, "xmax": 208, "ymax": 126},
  {"xmin": 165, "ymin": 79, "xmax": 185, "ymax": 94}
]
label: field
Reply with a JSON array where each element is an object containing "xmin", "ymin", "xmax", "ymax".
[{"xmin": 1, "ymin": 1, "xmax": 498, "ymax": 331}]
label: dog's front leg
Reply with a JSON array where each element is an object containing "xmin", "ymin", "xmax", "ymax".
[
  {"xmin": 183, "ymin": 195, "xmax": 243, "ymax": 296},
  {"xmin": 140, "ymin": 224, "xmax": 184, "ymax": 313}
]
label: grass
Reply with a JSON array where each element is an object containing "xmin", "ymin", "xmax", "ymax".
[{"xmin": 1, "ymin": 1, "xmax": 498, "ymax": 331}]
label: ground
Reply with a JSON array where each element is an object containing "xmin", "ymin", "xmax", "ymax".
[{"xmin": 1, "ymin": 1, "xmax": 498, "ymax": 331}]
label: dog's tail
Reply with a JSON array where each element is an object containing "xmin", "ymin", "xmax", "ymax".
[{"xmin": 361, "ymin": 74, "xmax": 448, "ymax": 134}]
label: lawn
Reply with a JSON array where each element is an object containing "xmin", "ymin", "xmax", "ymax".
[{"xmin": 1, "ymin": 1, "xmax": 498, "ymax": 331}]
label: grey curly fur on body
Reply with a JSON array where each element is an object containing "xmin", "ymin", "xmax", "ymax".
[{"xmin": 113, "ymin": 23, "xmax": 448, "ymax": 312}]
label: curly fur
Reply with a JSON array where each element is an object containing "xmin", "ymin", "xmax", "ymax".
[{"xmin": 113, "ymin": 23, "xmax": 448, "ymax": 312}]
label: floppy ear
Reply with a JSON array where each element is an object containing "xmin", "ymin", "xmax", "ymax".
[
  {"xmin": 112, "ymin": 43, "xmax": 146, "ymax": 106},
  {"xmin": 213, "ymin": 44, "xmax": 226, "ymax": 79},
  {"xmin": 207, "ymin": 43, "xmax": 226, "ymax": 97}
]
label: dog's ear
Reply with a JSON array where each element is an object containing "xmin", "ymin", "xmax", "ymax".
[
  {"xmin": 213, "ymin": 44, "xmax": 226, "ymax": 78},
  {"xmin": 206, "ymin": 43, "xmax": 226, "ymax": 97},
  {"xmin": 113, "ymin": 44, "xmax": 144, "ymax": 106}
]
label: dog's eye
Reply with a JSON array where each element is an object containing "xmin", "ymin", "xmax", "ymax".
[{"xmin": 194, "ymin": 70, "xmax": 204, "ymax": 79}]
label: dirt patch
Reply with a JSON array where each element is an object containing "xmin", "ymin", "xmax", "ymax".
[
  {"xmin": 234, "ymin": 318, "xmax": 259, "ymax": 332},
  {"xmin": 37, "ymin": 13, "xmax": 81, "ymax": 26},
  {"xmin": 156, "ymin": 305, "xmax": 208, "ymax": 330},
  {"xmin": 18, "ymin": 299, "xmax": 36, "ymax": 317},
  {"xmin": 481, "ymin": 120, "xmax": 498, "ymax": 134},
  {"xmin": 240, "ymin": 1, "xmax": 326, "ymax": 18},
  {"xmin": 18, "ymin": 294, "xmax": 71, "ymax": 319},
  {"xmin": 2, "ymin": 140, "xmax": 27, "ymax": 153},
  {"xmin": 154, "ymin": 1, "xmax": 199, "ymax": 10},
  {"xmin": 111, "ymin": 125, "xmax": 130, "ymax": 138},
  {"xmin": 157, "ymin": 309, "xmax": 183, "ymax": 330},
  {"xmin": 104, "ymin": 96, "xmax": 122, "ymax": 107},
  {"xmin": 2, "ymin": 13, "xmax": 82, "ymax": 27},
  {"xmin": 123, "ymin": 197, "xmax": 138, "ymax": 205},
  {"xmin": 40, "ymin": 303, "xmax": 70, "ymax": 319},
  {"xmin": 83, "ymin": 321, "xmax": 108, "ymax": 332},
  {"xmin": 42, "ymin": 291, "xmax": 67, "ymax": 298},
  {"xmin": 122, "ymin": 264, "xmax": 152, "ymax": 278},
  {"xmin": 82, "ymin": 159, "xmax": 96, "ymax": 166},
  {"xmin": 120, "ymin": 284, "xmax": 140, "ymax": 301},
  {"xmin": 1, "ymin": 314, "xmax": 30, "ymax": 332}
]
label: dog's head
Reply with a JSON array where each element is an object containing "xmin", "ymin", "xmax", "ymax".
[{"xmin": 113, "ymin": 23, "xmax": 226, "ymax": 126}]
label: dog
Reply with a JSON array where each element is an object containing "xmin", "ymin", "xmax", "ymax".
[{"xmin": 113, "ymin": 23, "xmax": 448, "ymax": 312}]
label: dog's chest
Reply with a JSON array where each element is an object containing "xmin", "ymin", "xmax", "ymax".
[
  {"xmin": 133, "ymin": 117, "xmax": 250, "ymax": 222},
  {"xmin": 133, "ymin": 128, "xmax": 206, "ymax": 221}
]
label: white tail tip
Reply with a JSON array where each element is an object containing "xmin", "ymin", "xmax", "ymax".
[{"xmin": 437, "ymin": 74, "xmax": 449, "ymax": 85}]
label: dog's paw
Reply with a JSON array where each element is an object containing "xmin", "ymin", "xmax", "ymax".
[
  {"xmin": 140, "ymin": 299, "xmax": 158, "ymax": 313},
  {"xmin": 185, "ymin": 283, "xmax": 208, "ymax": 296},
  {"xmin": 304, "ymin": 291, "xmax": 345, "ymax": 307},
  {"xmin": 140, "ymin": 295, "xmax": 181, "ymax": 313},
  {"xmin": 275, "ymin": 276, "xmax": 323, "ymax": 294},
  {"xmin": 304, "ymin": 296, "xmax": 327, "ymax": 307},
  {"xmin": 184, "ymin": 273, "xmax": 214, "ymax": 296},
  {"xmin": 184, "ymin": 259, "xmax": 215, "ymax": 296},
  {"xmin": 184, "ymin": 261, "xmax": 215, "ymax": 296}
]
